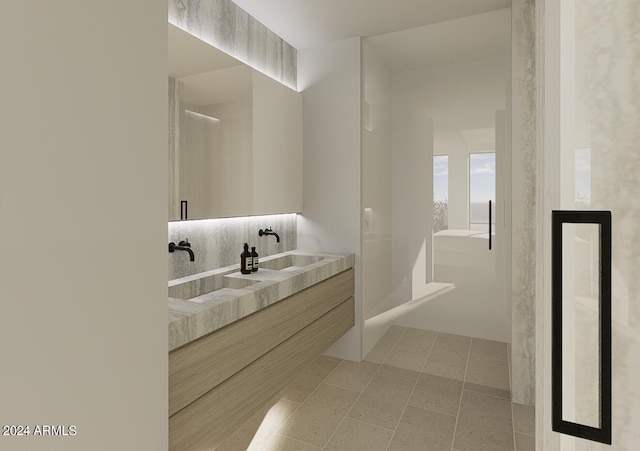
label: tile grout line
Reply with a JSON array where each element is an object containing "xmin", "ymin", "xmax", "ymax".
[
  {"xmin": 255, "ymin": 399, "xmax": 303, "ymax": 450},
  {"xmin": 383, "ymin": 330, "xmax": 438, "ymax": 451},
  {"xmin": 247, "ymin": 400, "xmax": 302, "ymax": 450},
  {"xmin": 352, "ymin": 326, "xmax": 407, "ymax": 451},
  {"xmin": 280, "ymin": 435, "xmax": 323, "ymax": 450},
  {"xmin": 320, "ymin": 327, "xmax": 407, "ymax": 450},
  {"xmin": 450, "ymin": 336, "xmax": 473, "ymax": 451},
  {"xmin": 405, "ymin": 400, "xmax": 459, "ymax": 419},
  {"xmin": 462, "ymin": 386, "xmax": 511, "ymax": 400},
  {"xmin": 267, "ymin": 360, "xmax": 346, "ymax": 448},
  {"xmin": 221, "ymin": 397, "xmax": 303, "ymax": 451}
]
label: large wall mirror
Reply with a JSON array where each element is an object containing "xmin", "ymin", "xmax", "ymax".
[{"xmin": 168, "ymin": 24, "xmax": 303, "ymax": 221}]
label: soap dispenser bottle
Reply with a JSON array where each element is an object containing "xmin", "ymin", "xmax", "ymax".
[
  {"xmin": 241, "ymin": 243, "xmax": 253, "ymax": 274},
  {"xmin": 251, "ymin": 246, "xmax": 259, "ymax": 272}
]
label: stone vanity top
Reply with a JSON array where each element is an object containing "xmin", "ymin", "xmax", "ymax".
[{"xmin": 168, "ymin": 250, "xmax": 355, "ymax": 351}]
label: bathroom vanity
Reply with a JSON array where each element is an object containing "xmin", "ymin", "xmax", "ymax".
[{"xmin": 167, "ymin": 251, "xmax": 354, "ymax": 450}]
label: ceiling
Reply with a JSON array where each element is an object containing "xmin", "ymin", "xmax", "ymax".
[
  {"xmin": 366, "ymin": 8, "xmax": 511, "ymax": 72},
  {"xmin": 230, "ymin": 0, "xmax": 511, "ymax": 50}
]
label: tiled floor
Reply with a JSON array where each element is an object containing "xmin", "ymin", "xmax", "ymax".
[{"xmin": 215, "ymin": 326, "xmax": 535, "ymax": 451}]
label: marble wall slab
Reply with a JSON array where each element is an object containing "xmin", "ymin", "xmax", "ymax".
[
  {"xmin": 168, "ymin": 213, "xmax": 297, "ymax": 280},
  {"xmin": 511, "ymin": 0, "xmax": 537, "ymax": 406},
  {"xmin": 168, "ymin": 0, "xmax": 297, "ymax": 90}
]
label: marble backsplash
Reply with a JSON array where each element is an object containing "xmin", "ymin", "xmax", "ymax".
[{"xmin": 168, "ymin": 213, "xmax": 297, "ymax": 280}]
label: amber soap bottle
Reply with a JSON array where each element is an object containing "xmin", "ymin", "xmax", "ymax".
[
  {"xmin": 251, "ymin": 246, "xmax": 259, "ymax": 272},
  {"xmin": 241, "ymin": 243, "xmax": 253, "ymax": 274}
]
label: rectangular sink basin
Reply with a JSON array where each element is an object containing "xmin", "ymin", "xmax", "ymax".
[
  {"xmin": 260, "ymin": 254, "xmax": 326, "ymax": 270},
  {"xmin": 169, "ymin": 274, "xmax": 257, "ymax": 300}
]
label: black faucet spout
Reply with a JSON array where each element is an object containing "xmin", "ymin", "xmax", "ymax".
[
  {"xmin": 259, "ymin": 227, "xmax": 280, "ymax": 243},
  {"xmin": 169, "ymin": 242, "xmax": 195, "ymax": 261}
]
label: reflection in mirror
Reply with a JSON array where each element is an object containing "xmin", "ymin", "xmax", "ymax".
[{"xmin": 168, "ymin": 24, "xmax": 302, "ymax": 221}]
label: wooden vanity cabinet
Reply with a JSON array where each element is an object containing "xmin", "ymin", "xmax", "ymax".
[{"xmin": 168, "ymin": 268, "xmax": 354, "ymax": 450}]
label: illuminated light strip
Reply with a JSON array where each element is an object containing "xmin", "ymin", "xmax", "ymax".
[{"xmin": 185, "ymin": 110, "xmax": 221, "ymax": 123}]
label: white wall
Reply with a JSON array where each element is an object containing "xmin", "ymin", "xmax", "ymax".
[
  {"xmin": 297, "ymin": 37, "xmax": 362, "ymax": 361},
  {"xmin": 361, "ymin": 42, "xmax": 394, "ymax": 356},
  {"xmin": 0, "ymin": 2, "xmax": 167, "ymax": 450},
  {"xmin": 391, "ymin": 106, "xmax": 434, "ymax": 305}
]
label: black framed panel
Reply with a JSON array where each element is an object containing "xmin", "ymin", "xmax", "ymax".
[{"xmin": 552, "ymin": 210, "xmax": 612, "ymax": 445}]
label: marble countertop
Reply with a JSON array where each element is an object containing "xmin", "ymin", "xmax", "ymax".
[{"xmin": 168, "ymin": 250, "xmax": 355, "ymax": 351}]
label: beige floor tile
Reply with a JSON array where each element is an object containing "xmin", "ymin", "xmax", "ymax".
[
  {"xmin": 437, "ymin": 332, "xmax": 473, "ymax": 346},
  {"xmin": 216, "ymin": 398, "xmax": 300, "ymax": 451},
  {"xmin": 385, "ymin": 325, "xmax": 409, "ymax": 340},
  {"xmin": 388, "ymin": 405, "xmax": 456, "ymax": 451},
  {"xmin": 323, "ymin": 418, "xmax": 393, "ymax": 451},
  {"xmin": 348, "ymin": 365, "xmax": 419, "ymax": 429},
  {"xmin": 422, "ymin": 361, "xmax": 467, "ymax": 381},
  {"xmin": 464, "ymin": 382, "xmax": 511, "ymax": 399},
  {"xmin": 384, "ymin": 340, "xmax": 431, "ymax": 372},
  {"xmin": 454, "ymin": 391, "xmax": 514, "ymax": 451},
  {"xmin": 279, "ymin": 383, "xmax": 359, "ymax": 448},
  {"xmin": 427, "ymin": 335, "xmax": 471, "ymax": 367},
  {"xmin": 397, "ymin": 327, "xmax": 438, "ymax": 349},
  {"xmin": 364, "ymin": 326, "xmax": 407, "ymax": 363},
  {"xmin": 323, "ymin": 360, "xmax": 379, "ymax": 393},
  {"xmin": 515, "ymin": 432, "xmax": 535, "ymax": 451},
  {"xmin": 261, "ymin": 434, "xmax": 321, "ymax": 451},
  {"xmin": 465, "ymin": 356, "xmax": 510, "ymax": 392},
  {"xmin": 426, "ymin": 347, "xmax": 469, "ymax": 368},
  {"xmin": 279, "ymin": 356, "xmax": 341, "ymax": 402},
  {"xmin": 408, "ymin": 373, "xmax": 463, "ymax": 416},
  {"xmin": 512, "ymin": 403, "xmax": 535, "ymax": 436},
  {"xmin": 470, "ymin": 338, "xmax": 508, "ymax": 361}
]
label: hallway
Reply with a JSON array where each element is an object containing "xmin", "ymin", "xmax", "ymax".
[{"xmin": 215, "ymin": 326, "xmax": 535, "ymax": 450}]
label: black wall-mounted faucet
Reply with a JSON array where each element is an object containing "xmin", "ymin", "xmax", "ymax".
[
  {"xmin": 169, "ymin": 240, "xmax": 195, "ymax": 261},
  {"xmin": 259, "ymin": 227, "xmax": 280, "ymax": 243}
]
